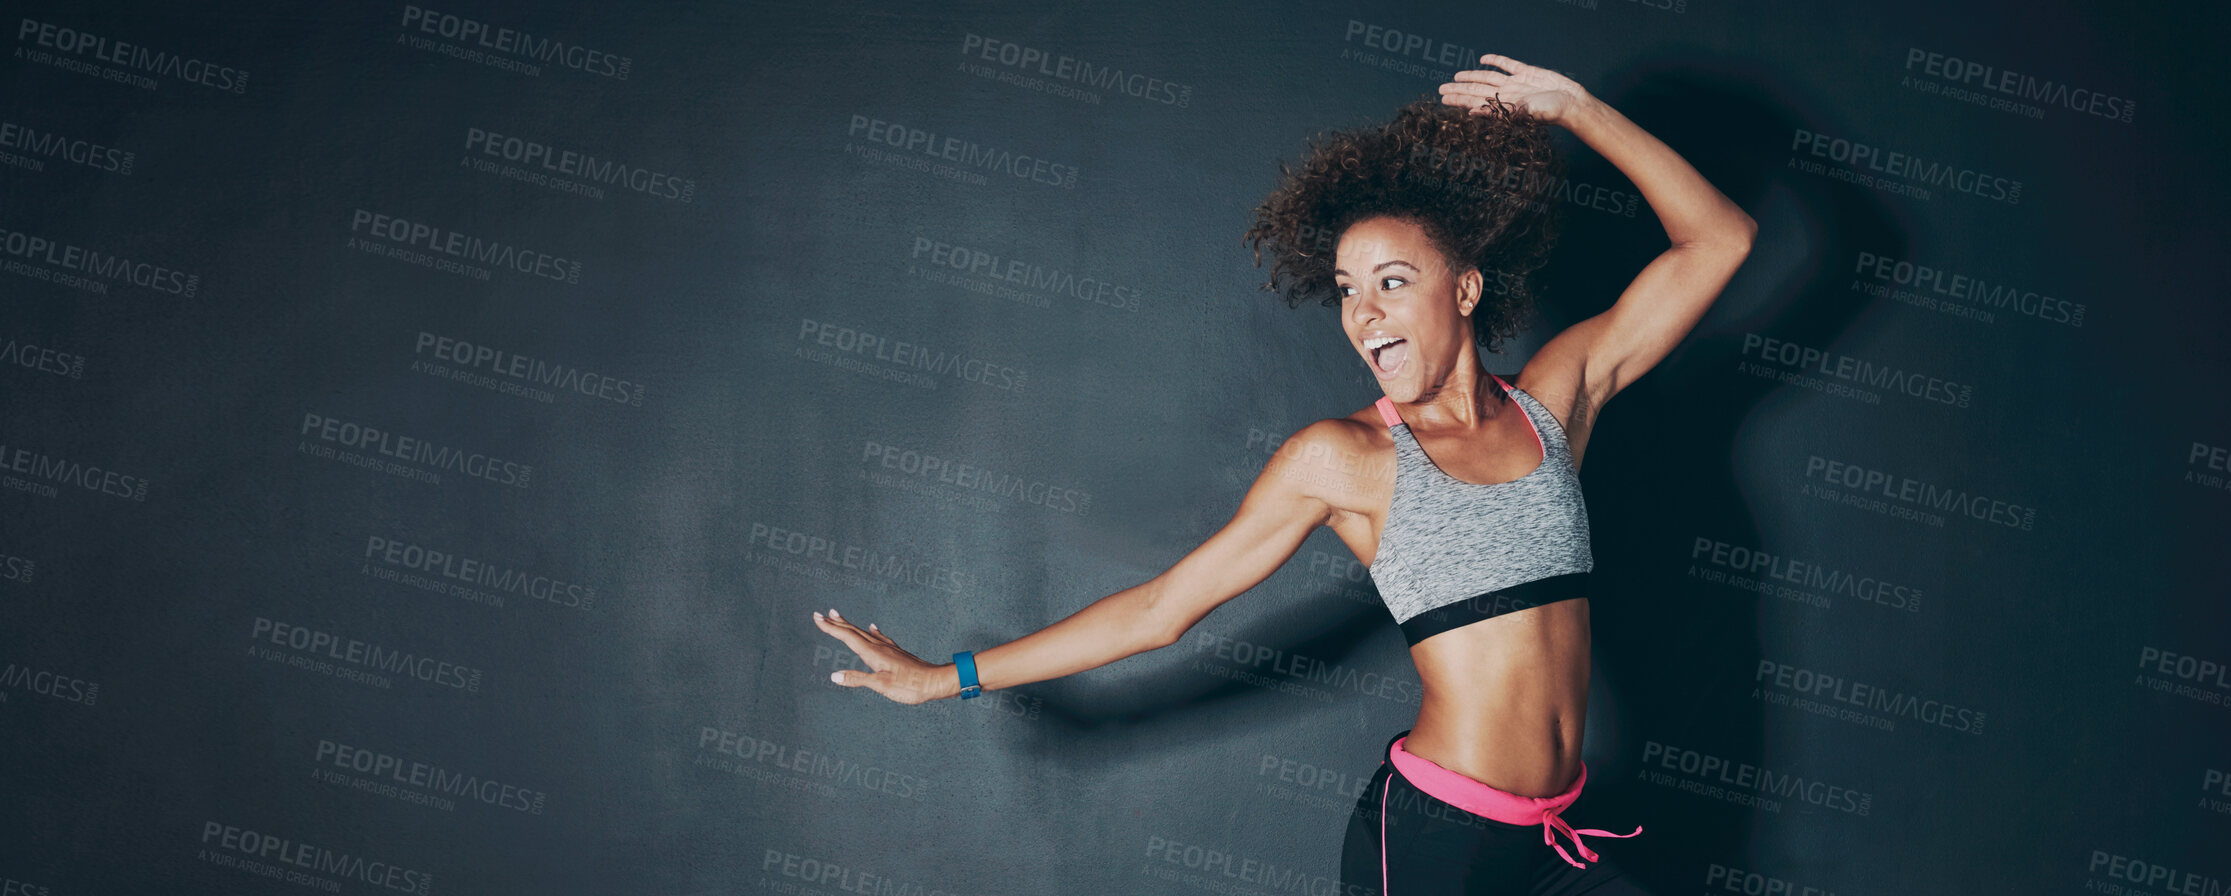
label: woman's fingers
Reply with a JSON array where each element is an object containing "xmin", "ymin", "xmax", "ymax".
[
  {"xmin": 831, "ymin": 664, "xmax": 928, "ymax": 704},
  {"xmin": 1439, "ymin": 86, "xmax": 1518, "ymax": 115},
  {"xmin": 1439, "ymin": 84, "xmax": 1501, "ymax": 103},
  {"xmin": 818, "ymin": 608, "xmax": 869, "ymax": 638},
  {"xmin": 813, "ymin": 610, "xmax": 884, "ymax": 664},
  {"xmin": 831, "ymin": 667, "xmax": 880, "ymax": 689},
  {"xmin": 819, "ymin": 610, "xmax": 899, "ymax": 650},
  {"xmin": 1439, "ymin": 80, "xmax": 1501, "ymax": 95},
  {"xmin": 815, "ymin": 608, "xmax": 939, "ymax": 703}
]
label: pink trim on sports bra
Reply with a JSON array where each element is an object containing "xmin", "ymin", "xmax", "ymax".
[
  {"xmin": 1487, "ymin": 374, "xmax": 1546, "ymax": 455},
  {"xmin": 1373, "ymin": 375, "xmax": 1547, "ymax": 474},
  {"xmin": 1389, "ymin": 736, "xmax": 1641, "ymax": 870}
]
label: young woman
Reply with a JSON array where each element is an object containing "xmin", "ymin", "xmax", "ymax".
[{"xmin": 813, "ymin": 53, "xmax": 1755, "ymax": 894}]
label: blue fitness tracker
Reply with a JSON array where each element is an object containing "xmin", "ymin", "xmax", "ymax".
[{"xmin": 953, "ymin": 651, "xmax": 982, "ymax": 699}]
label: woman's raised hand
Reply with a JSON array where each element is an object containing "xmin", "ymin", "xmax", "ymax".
[
  {"xmin": 1437, "ymin": 54, "xmax": 1593, "ymax": 125},
  {"xmin": 813, "ymin": 608, "xmax": 953, "ymax": 705}
]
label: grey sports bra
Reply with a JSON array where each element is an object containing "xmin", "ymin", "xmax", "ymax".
[{"xmin": 1368, "ymin": 374, "xmax": 1593, "ymax": 645}]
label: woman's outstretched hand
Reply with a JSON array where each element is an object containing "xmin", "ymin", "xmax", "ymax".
[
  {"xmin": 1437, "ymin": 54, "xmax": 1594, "ymax": 125},
  {"xmin": 813, "ymin": 608, "xmax": 953, "ymax": 705}
]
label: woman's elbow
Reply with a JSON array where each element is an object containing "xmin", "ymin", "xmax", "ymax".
[
  {"xmin": 1138, "ymin": 611, "xmax": 1191, "ymax": 653},
  {"xmin": 1126, "ymin": 582, "xmax": 1191, "ymax": 653},
  {"xmin": 1699, "ymin": 214, "xmax": 1756, "ymax": 254}
]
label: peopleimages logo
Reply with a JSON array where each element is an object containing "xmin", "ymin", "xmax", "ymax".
[
  {"xmin": 0, "ymin": 438, "xmax": 150, "ymax": 502},
  {"xmin": 1738, "ymin": 332, "xmax": 1973, "ymax": 408},
  {"xmin": 299, "ymin": 412, "xmax": 533, "ymax": 488},
  {"xmin": 958, "ymin": 33, "xmax": 1191, "ymax": 106},
  {"xmin": 1407, "ymin": 142, "xmax": 1643, "ymax": 219},
  {"xmin": 1144, "ymin": 834, "xmax": 1373, "ymax": 896},
  {"xmin": 1342, "ymin": 20, "xmax": 1478, "ymax": 68},
  {"xmin": 1905, "ymin": 48, "xmax": 2135, "ymax": 123},
  {"xmin": 0, "ymin": 658, "xmax": 98, "ymax": 705},
  {"xmin": 698, "ymin": 727, "xmax": 930, "ymax": 799},
  {"xmin": 908, "ymin": 236, "xmax": 1144, "ymax": 313},
  {"xmin": 2188, "ymin": 442, "xmax": 2231, "ymax": 493},
  {"xmin": 2134, "ymin": 645, "xmax": 2231, "ymax": 707},
  {"xmin": 0, "ymin": 226, "xmax": 199, "ymax": 296},
  {"xmin": 363, "ymin": 535, "xmax": 597, "ymax": 610},
  {"xmin": 1689, "ymin": 536, "xmax": 1922, "ymax": 612},
  {"xmin": 2085, "ymin": 851, "xmax": 2222, "ymax": 896},
  {"xmin": 413, "ymin": 331, "xmax": 646, "ymax": 407},
  {"xmin": 1789, "ymin": 128, "xmax": 2023, "ymax": 204},
  {"xmin": 745, "ymin": 522, "xmax": 975, "ymax": 595},
  {"xmin": 2202, "ymin": 768, "xmax": 2231, "ymax": 815},
  {"xmin": 462, "ymin": 127, "xmax": 695, "ymax": 202},
  {"xmin": 0, "ymin": 118, "xmax": 136, "ymax": 174},
  {"xmin": 797, "ymin": 318, "xmax": 1028, "ymax": 393},
  {"xmin": 845, "ymin": 114, "xmax": 1079, "ymax": 189},
  {"xmin": 1703, "ymin": 862, "xmax": 1839, "ymax": 896},
  {"xmin": 249, "ymin": 617, "xmax": 485, "ymax": 693},
  {"xmin": 198, "ymin": 821, "xmax": 433, "ymax": 894},
  {"xmin": 398, "ymin": 5, "xmax": 631, "ymax": 80},
  {"xmin": 0, "ymin": 549, "xmax": 34, "ymax": 584},
  {"xmin": 16, "ymin": 19, "xmax": 249, "ymax": 92},
  {"xmin": 760, "ymin": 849, "xmax": 967, "ymax": 896},
  {"xmin": 1851, "ymin": 250, "xmax": 2085, "ymax": 328},
  {"xmin": 314, "ymin": 738, "xmax": 548, "ymax": 814},
  {"xmin": 1258, "ymin": 752, "xmax": 1369, "ymax": 802},
  {"xmin": 859, "ymin": 439, "xmax": 1091, "ymax": 514},
  {"xmin": 0, "ymin": 333, "xmax": 87, "ymax": 380},
  {"xmin": 1189, "ymin": 628, "xmax": 1421, "ymax": 705},
  {"xmin": 1641, "ymin": 740, "xmax": 1873, "ymax": 816},
  {"xmin": 347, "ymin": 209, "xmax": 581, "ymax": 284},
  {"xmin": 1234, "ymin": 422, "xmax": 1394, "ymax": 495},
  {"xmin": 1803, "ymin": 455, "xmax": 2036, "ymax": 530},
  {"xmin": 0, "ymin": 874, "xmax": 48, "ymax": 896},
  {"xmin": 1754, "ymin": 659, "xmax": 1987, "ymax": 734}
]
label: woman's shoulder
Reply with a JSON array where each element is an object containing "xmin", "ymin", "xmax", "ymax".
[
  {"xmin": 1266, "ymin": 410, "xmax": 1394, "ymax": 476},
  {"xmin": 1242, "ymin": 411, "xmax": 1394, "ymax": 510}
]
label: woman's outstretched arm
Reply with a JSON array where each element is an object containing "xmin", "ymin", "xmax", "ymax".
[
  {"xmin": 1441, "ymin": 55, "xmax": 1756, "ymax": 434},
  {"xmin": 813, "ymin": 420, "xmax": 1357, "ymax": 705}
]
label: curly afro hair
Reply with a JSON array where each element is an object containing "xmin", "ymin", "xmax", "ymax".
[{"xmin": 1244, "ymin": 97, "xmax": 1566, "ymax": 353}]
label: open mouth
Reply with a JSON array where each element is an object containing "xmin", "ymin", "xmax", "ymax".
[{"xmin": 1365, "ymin": 335, "xmax": 1409, "ymax": 377}]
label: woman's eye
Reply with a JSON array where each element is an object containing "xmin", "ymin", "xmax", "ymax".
[
  {"xmin": 1338, "ymin": 285, "xmax": 1356, "ymax": 298},
  {"xmin": 1381, "ymin": 277, "xmax": 1405, "ymax": 290}
]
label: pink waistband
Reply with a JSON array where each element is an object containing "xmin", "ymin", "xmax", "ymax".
[{"xmin": 1388, "ymin": 736, "xmax": 1641, "ymax": 869}]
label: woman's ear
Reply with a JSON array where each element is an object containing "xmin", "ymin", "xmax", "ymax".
[{"xmin": 1457, "ymin": 267, "xmax": 1484, "ymax": 315}]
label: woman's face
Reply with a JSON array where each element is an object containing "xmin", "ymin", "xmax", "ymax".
[{"xmin": 1334, "ymin": 216, "xmax": 1481, "ymax": 403}]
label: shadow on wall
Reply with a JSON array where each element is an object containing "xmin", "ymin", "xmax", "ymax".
[{"xmin": 1556, "ymin": 57, "xmax": 1909, "ymax": 892}]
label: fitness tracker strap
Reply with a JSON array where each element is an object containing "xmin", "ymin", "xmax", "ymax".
[{"xmin": 952, "ymin": 651, "xmax": 982, "ymax": 699}]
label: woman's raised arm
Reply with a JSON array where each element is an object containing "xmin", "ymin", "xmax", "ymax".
[{"xmin": 1441, "ymin": 54, "xmax": 1756, "ymax": 423}]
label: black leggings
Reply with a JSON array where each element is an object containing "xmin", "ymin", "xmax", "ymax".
[{"xmin": 1339, "ymin": 733, "xmax": 1651, "ymax": 895}]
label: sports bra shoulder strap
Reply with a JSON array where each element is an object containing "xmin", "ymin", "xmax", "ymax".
[
  {"xmin": 1494, "ymin": 375, "xmax": 1568, "ymax": 448},
  {"xmin": 1373, "ymin": 396, "xmax": 1402, "ymax": 428}
]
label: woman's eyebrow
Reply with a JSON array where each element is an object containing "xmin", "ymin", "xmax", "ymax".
[{"xmin": 1332, "ymin": 259, "xmax": 1420, "ymax": 277}]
